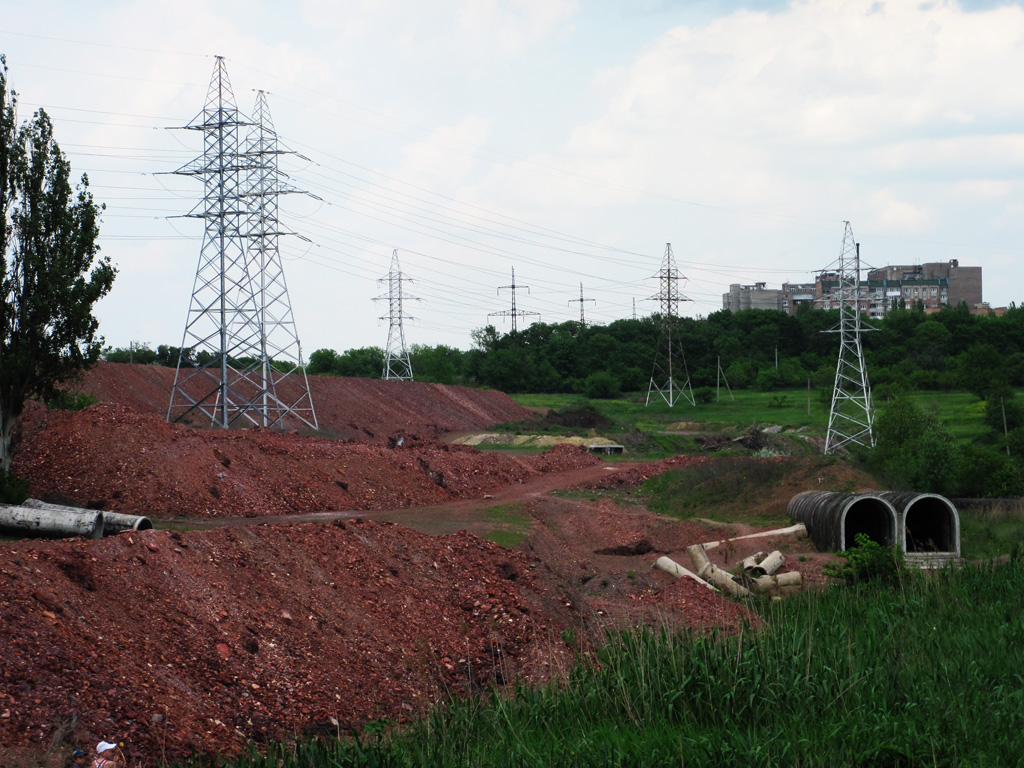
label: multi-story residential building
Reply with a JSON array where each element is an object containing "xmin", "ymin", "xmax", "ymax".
[
  {"xmin": 724, "ymin": 261, "xmax": 982, "ymax": 317},
  {"xmin": 722, "ymin": 281, "xmax": 816, "ymax": 314}
]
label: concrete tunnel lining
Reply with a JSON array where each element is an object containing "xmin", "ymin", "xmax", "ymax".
[
  {"xmin": 841, "ymin": 495, "xmax": 898, "ymax": 551},
  {"xmin": 903, "ymin": 496, "xmax": 960, "ymax": 555}
]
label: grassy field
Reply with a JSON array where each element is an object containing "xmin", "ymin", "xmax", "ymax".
[
  {"xmin": 207, "ymin": 560, "xmax": 1024, "ymax": 768},
  {"xmin": 515, "ymin": 388, "xmax": 993, "ymax": 438}
]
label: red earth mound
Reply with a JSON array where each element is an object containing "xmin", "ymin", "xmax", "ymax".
[
  {"xmin": 1, "ymin": 366, "xmax": 829, "ymax": 766},
  {"xmin": 75, "ymin": 363, "xmax": 534, "ymax": 441},
  {"xmin": 12, "ymin": 403, "xmax": 599, "ymax": 518},
  {"xmin": 0, "ymin": 521, "xmax": 580, "ymax": 764}
]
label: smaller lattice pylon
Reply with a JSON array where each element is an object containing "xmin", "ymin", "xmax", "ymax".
[
  {"xmin": 569, "ymin": 282, "xmax": 595, "ymax": 325},
  {"xmin": 374, "ymin": 249, "xmax": 419, "ymax": 380},
  {"xmin": 823, "ymin": 221, "xmax": 875, "ymax": 453},
  {"xmin": 488, "ymin": 267, "xmax": 540, "ymax": 332},
  {"xmin": 645, "ymin": 242, "xmax": 695, "ymax": 407}
]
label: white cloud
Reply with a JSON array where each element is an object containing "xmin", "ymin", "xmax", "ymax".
[{"xmin": 862, "ymin": 188, "xmax": 931, "ymax": 232}]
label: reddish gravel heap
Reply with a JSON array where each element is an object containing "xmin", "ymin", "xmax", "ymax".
[
  {"xmin": 76, "ymin": 363, "xmax": 534, "ymax": 441},
  {"xmin": 0, "ymin": 364, "xmax": 821, "ymax": 766},
  {"xmin": 0, "ymin": 521, "xmax": 578, "ymax": 763},
  {"xmin": 13, "ymin": 404, "xmax": 598, "ymax": 518}
]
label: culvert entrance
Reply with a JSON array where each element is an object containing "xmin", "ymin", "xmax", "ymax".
[
  {"xmin": 876, "ymin": 491, "xmax": 961, "ymax": 556},
  {"xmin": 787, "ymin": 491, "xmax": 898, "ymax": 552}
]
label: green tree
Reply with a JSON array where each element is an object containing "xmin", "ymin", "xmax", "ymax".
[{"xmin": 0, "ymin": 60, "xmax": 115, "ymax": 471}]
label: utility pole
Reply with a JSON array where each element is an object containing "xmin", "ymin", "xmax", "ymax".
[
  {"xmin": 374, "ymin": 249, "xmax": 418, "ymax": 380},
  {"xmin": 568, "ymin": 283, "xmax": 595, "ymax": 325},
  {"xmin": 167, "ymin": 59, "xmax": 316, "ymax": 429},
  {"xmin": 823, "ymin": 221, "xmax": 874, "ymax": 453},
  {"xmin": 646, "ymin": 243, "xmax": 695, "ymax": 407},
  {"xmin": 488, "ymin": 267, "xmax": 539, "ymax": 332}
]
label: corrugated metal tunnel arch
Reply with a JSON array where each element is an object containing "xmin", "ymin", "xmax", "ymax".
[
  {"xmin": 787, "ymin": 491, "xmax": 899, "ymax": 552},
  {"xmin": 875, "ymin": 491, "xmax": 961, "ymax": 557}
]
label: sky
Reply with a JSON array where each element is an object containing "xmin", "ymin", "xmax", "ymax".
[{"xmin": 1, "ymin": 0, "xmax": 1023, "ymax": 358}]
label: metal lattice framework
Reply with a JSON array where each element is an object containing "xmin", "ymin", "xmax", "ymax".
[
  {"xmin": 488, "ymin": 267, "xmax": 539, "ymax": 332},
  {"xmin": 646, "ymin": 243, "xmax": 695, "ymax": 407},
  {"xmin": 568, "ymin": 282, "xmax": 595, "ymax": 325},
  {"xmin": 167, "ymin": 58, "xmax": 317, "ymax": 429},
  {"xmin": 824, "ymin": 221, "xmax": 874, "ymax": 452},
  {"xmin": 374, "ymin": 249, "xmax": 418, "ymax": 380}
]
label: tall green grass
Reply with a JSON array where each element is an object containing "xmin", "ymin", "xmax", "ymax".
[{"xmin": 203, "ymin": 560, "xmax": 1024, "ymax": 768}]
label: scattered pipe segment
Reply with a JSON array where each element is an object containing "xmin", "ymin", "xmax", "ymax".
[
  {"xmin": 0, "ymin": 504, "xmax": 104, "ymax": 540},
  {"xmin": 654, "ymin": 556, "xmax": 717, "ymax": 591},
  {"xmin": 22, "ymin": 499, "xmax": 153, "ymax": 534},
  {"xmin": 0, "ymin": 499, "xmax": 152, "ymax": 539}
]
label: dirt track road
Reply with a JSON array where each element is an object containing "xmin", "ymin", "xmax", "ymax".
[{"xmin": 170, "ymin": 460, "xmax": 642, "ymax": 537}]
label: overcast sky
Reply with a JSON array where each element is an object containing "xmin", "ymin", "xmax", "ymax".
[{"xmin": 2, "ymin": 0, "xmax": 1022, "ymax": 358}]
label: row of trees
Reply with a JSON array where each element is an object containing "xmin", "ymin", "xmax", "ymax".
[{"xmin": 279, "ymin": 302, "xmax": 1024, "ymax": 399}]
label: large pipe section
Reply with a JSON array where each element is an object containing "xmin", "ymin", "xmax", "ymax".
[
  {"xmin": 22, "ymin": 499, "xmax": 152, "ymax": 534},
  {"xmin": 874, "ymin": 491, "xmax": 960, "ymax": 556},
  {"xmin": 787, "ymin": 491, "xmax": 898, "ymax": 552},
  {"xmin": 0, "ymin": 504, "xmax": 104, "ymax": 539}
]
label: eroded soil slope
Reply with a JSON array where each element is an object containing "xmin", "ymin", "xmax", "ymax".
[
  {"xmin": 12, "ymin": 404, "xmax": 598, "ymax": 518},
  {"xmin": 75, "ymin": 363, "xmax": 533, "ymax": 441},
  {"xmin": 0, "ymin": 521, "xmax": 581, "ymax": 763}
]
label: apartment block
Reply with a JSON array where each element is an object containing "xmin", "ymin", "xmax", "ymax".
[{"xmin": 724, "ymin": 261, "xmax": 982, "ymax": 317}]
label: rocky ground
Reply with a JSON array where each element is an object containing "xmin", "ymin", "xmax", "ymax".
[{"xmin": 0, "ymin": 365, "xmax": 860, "ymax": 766}]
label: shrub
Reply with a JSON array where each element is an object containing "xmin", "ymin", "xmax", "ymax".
[
  {"xmin": 583, "ymin": 371, "xmax": 620, "ymax": 400},
  {"xmin": 823, "ymin": 533, "xmax": 906, "ymax": 586},
  {"xmin": 692, "ymin": 386, "xmax": 714, "ymax": 404},
  {"xmin": 44, "ymin": 390, "xmax": 98, "ymax": 411},
  {"xmin": 0, "ymin": 468, "xmax": 29, "ymax": 505}
]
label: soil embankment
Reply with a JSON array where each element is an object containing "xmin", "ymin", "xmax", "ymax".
[
  {"xmin": 76, "ymin": 363, "xmax": 534, "ymax": 441},
  {"xmin": 1, "ymin": 364, "xmax": 860, "ymax": 766}
]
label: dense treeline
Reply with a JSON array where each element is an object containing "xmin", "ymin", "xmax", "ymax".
[
  {"xmin": 303, "ymin": 302, "xmax": 1024, "ymax": 399},
  {"xmin": 105, "ymin": 303, "xmax": 1024, "ymax": 398}
]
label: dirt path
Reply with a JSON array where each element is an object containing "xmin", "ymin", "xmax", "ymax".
[{"xmin": 169, "ymin": 461, "xmax": 641, "ymax": 537}]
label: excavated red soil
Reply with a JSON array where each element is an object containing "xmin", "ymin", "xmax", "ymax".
[
  {"xmin": 75, "ymin": 363, "xmax": 535, "ymax": 442},
  {"xmin": 1, "ymin": 364, "xmax": 838, "ymax": 766},
  {"xmin": 0, "ymin": 522, "xmax": 581, "ymax": 763}
]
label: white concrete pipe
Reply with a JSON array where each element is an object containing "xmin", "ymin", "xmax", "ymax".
[
  {"xmin": 741, "ymin": 551, "xmax": 768, "ymax": 575},
  {"xmin": 687, "ymin": 544, "xmax": 751, "ymax": 598},
  {"xmin": 655, "ymin": 556, "xmax": 717, "ymax": 591},
  {"xmin": 758, "ymin": 550, "xmax": 786, "ymax": 576},
  {"xmin": 752, "ymin": 571, "xmax": 803, "ymax": 594},
  {"xmin": 23, "ymin": 499, "xmax": 152, "ymax": 534},
  {"xmin": 0, "ymin": 504, "xmax": 103, "ymax": 539},
  {"xmin": 703, "ymin": 523, "xmax": 807, "ymax": 550}
]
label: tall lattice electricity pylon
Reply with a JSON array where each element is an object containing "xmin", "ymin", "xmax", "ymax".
[
  {"xmin": 488, "ymin": 267, "xmax": 539, "ymax": 332},
  {"xmin": 646, "ymin": 243, "xmax": 695, "ymax": 407},
  {"xmin": 167, "ymin": 58, "xmax": 317, "ymax": 429},
  {"xmin": 374, "ymin": 249, "xmax": 419, "ymax": 380},
  {"xmin": 823, "ymin": 221, "xmax": 874, "ymax": 453},
  {"xmin": 569, "ymin": 282, "xmax": 595, "ymax": 325}
]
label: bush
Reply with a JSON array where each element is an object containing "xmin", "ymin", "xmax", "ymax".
[
  {"xmin": 693, "ymin": 386, "xmax": 714, "ymax": 404},
  {"xmin": 823, "ymin": 533, "xmax": 906, "ymax": 586},
  {"xmin": 0, "ymin": 468, "xmax": 29, "ymax": 505},
  {"xmin": 44, "ymin": 390, "xmax": 98, "ymax": 411},
  {"xmin": 583, "ymin": 371, "xmax": 620, "ymax": 400}
]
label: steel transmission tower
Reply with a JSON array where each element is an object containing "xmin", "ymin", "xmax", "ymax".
[
  {"xmin": 488, "ymin": 267, "xmax": 539, "ymax": 332},
  {"xmin": 569, "ymin": 282, "xmax": 595, "ymax": 325},
  {"xmin": 823, "ymin": 221, "xmax": 874, "ymax": 453},
  {"xmin": 374, "ymin": 249, "xmax": 418, "ymax": 380},
  {"xmin": 167, "ymin": 59, "xmax": 317, "ymax": 429},
  {"xmin": 646, "ymin": 243, "xmax": 695, "ymax": 407}
]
